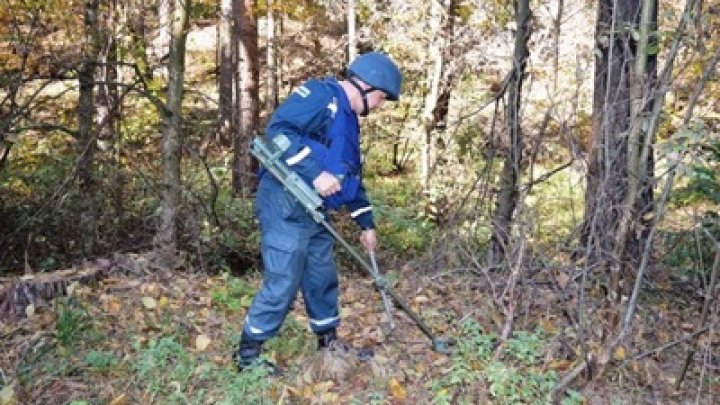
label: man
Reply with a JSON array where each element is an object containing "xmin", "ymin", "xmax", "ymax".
[{"xmin": 235, "ymin": 52, "xmax": 403, "ymax": 372}]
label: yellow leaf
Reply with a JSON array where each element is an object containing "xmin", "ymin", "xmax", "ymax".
[
  {"xmin": 106, "ymin": 298, "xmax": 122, "ymax": 315},
  {"xmin": 539, "ymin": 317, "xmax": 557, "ymax": 334},
  {"xmin": 388, "ymin": 377, "xmax": 407, "ymax": 400},
  {"xmin": 195, "ymin": 334, "xmax": 211, "ymax": 351},
  {"xmin": 142, "ymin": 297, "xmax": 157, "ymax": 309},
  {"xmin": 158, "ymin": 296, "xmax": 169, "ymax": 308},
  {"xmin": 613, "ymin": 345, "xmax": 626, "ymax": 361},
  {"xmin": 549, "ymin": 359, "xmax": 572, "ymax": 371},
  {"xmin": 108, "ymin": 394, "xmax": 129, "ymax": 405}
]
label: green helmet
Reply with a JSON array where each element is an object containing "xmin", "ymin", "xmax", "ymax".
[{"xmin": 347, "ymin": 52, "xmax": 402, "ymax": 101}]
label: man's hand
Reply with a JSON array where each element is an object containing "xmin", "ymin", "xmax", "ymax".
[
  {"xmin": 360, "ymin": 228, "xmax": 377, "ymax": 252},
  {"xmin": 313, "ymin": 171, "xmax": 342, "ymax": 197}
]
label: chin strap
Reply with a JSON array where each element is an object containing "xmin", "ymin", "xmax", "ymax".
[{"xmin": 348, "ymin": 76, "xmax": 374, "ymax": 117}]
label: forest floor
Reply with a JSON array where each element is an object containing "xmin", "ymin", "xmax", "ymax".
[{"xmin": 1, "ymin": 250, "xmax": 717, "ymax": 404}]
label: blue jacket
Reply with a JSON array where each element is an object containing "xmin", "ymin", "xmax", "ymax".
[{"xmin": 263, "ymin": 78, "xmax": 375, "ymax": 229}]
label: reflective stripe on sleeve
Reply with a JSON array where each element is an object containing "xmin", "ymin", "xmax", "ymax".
[
  {"xmin": 327, "ymin": 99, "xmax": 338, "ymax": 117},
  {"xmin": 286, "ymin": 146, "xmax": 311, "ymax": 166},
  {"xmin": 350, "ymin": 206, "xmax": 372, "ymax": 218}
]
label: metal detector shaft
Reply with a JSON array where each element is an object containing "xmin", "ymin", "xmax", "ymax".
[
  {"xmin": 319, "ymin": 221, "xmax": 439, "ymax": 343},
  {"xmin": 370, "ymin": 252, "xmax": 395, "ymax": 330},
  {"xmin": 251, "ymin": 135, "xmax": 443, "ymax": 346}
]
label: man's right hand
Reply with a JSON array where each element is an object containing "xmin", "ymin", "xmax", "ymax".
[{"xmin": 313, "ymin": 171, "xmax": 342, "ymax": 197}]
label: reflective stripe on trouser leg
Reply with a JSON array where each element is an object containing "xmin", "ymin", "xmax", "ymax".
[
  {"xmin": 302, "ymin": 229, "xmax": 340, "ymax": 334},
  {"xmin": 242, "ymin": 178, "xmax": 310, "ymax": 341}
]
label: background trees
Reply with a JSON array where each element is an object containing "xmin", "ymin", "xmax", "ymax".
[{"xmin": 1, "ymin": 0, "xmax": 719, "ymax": 401}]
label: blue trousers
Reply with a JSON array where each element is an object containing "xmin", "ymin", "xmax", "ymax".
[{"xmin": 242, "ymin": 176, "xmax": 339, "ymax": 341}]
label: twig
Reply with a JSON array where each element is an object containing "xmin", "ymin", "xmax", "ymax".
[
  {"xmin": 634, "ymin": 326, "xmax": 710, "ymax": 361},
  {"xmin": 552, "ymin": 360, "xmax": 588, "ymax": 399}
]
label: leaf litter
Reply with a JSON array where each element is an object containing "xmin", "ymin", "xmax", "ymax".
[{"xmin": 0, "ymin": 253, "xmax": 717, "ymax": 403}]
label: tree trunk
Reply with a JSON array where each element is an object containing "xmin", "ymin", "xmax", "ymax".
[
  {"xmin": 420, "ymin": 0, "xmax": 456, "ymax": 191},
  {"xmin": 487, "ymin": 0, "xmax": 531, "ymax": 268},
  {"xmin": 552, "ymin": 0, "xmax": 564, "ymax": 92},
  {"xmin": 156, "ymin": 0, "xmax": 190, "ymax": 251},
  {"xmin": 218, "ymin": 0, "xmax": 235, "ymax": 147},
  {"xmin": 77, "ymin": 0, "xmax": 101, "ymax": 256},
  {"xmin": 266, "ymin": 0, "xmax": 279, "ymax": 112},
  {"xmin": 232, "ymin": 0, "xmax": 259, "ymax": 195},
  {"xmin": 582, "ymin": 0, "xmax": 643, "ymax": 300},
  {"xmin": 96, "ymin": 1, "xmax": 122, "ymax": 244},
  {"xmin": 347, "ymin": 0, "xmax": 357, "ymax": 62}
]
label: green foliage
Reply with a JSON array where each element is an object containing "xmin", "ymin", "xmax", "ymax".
[
  {"xmin": 134, "ymin": 336, "xmax": 196, "ymax": 401},
  {"xmin": 674, "ymin": 136, "xmax": 720, "ymax": 205},
  {"xmin": 190, "ymin": 0, "xmax": 216, "ymax": 20},
  {"xmin": 211, "ymin": 274, "xmax": 255, "ymax": 311},
  {"xmin": 430, "ymin": 320, "xmax": 572, "ymax": 404},
  {"xmin": 661, "ymin": 211, "xmax": 720, "ymax": 281},
  {"xmin": 365, "ymin": 176, "xmax": 436, "ymax": 255},
  {"xmin": 55, "ymin": 298, "xmax": 97, "ymax": 347},
  {"xmin": 83, "ymin": 350, "xmax": 119, "ymax": 371},
  {"xmin": 132, "ymin": 335, "xmax": 274, "ymax": 404},
  {"xmin": 264, "ymin": 315, "xmax": 312, "ymax": 360},
  {"xmin": 212, "ymin": 363, "xmax": 273, "ymax": 405},
  {"xmin": 526, "ymin": 165, "xmax": 584, "ymax": 246},
  {"xmin": 503, "ymin": 330, "xmax": 544, "ymax": 365}
]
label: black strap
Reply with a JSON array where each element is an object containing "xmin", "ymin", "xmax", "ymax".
[{"xmin": 348, "ymin": 76, "xmax": 374, "ymax": 117}]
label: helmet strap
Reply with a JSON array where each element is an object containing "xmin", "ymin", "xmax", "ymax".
[{"xmin": 348, "ymin": 76, "xmax": 372, "ymax": 117}]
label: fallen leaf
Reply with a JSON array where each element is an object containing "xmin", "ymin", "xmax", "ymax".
[
  {"xmin": 158, "ymin": 296, "xmax": 169, "ymax": 308},
  {"xmin": 195, "ymin": 334, "xmax": 211, "ymax": 351},
  {"xmin": 414, "ymin": 295, "xmax": 429, "ymax": 304},
  {"xmin": 108, "ymin": 394, "xmax": 129, "ymax": 405},
  {"xmin": 25, "ymin": 304, "xmax": 35, "ymax": 318},
  {"xmin": 388, "ymin": 377, "xmax": 407, "ymax": 400},
  {"xmin": 142, "ymin": 297, "xmax": 157, "ymax": 309},
  {"xmin": 549, "ymin": 359, "xmax": 572, "ymax": 371},
  {"xmin": 106, "ymin": 298, "xmax": 122, "ymax": 315},
  {"xmin": 555, "ymin": 272, "xmax": 570, "ymax": 289},
  {"xmin": 613, "ymin": 345, "xmax": 626, "ymax": 361}
]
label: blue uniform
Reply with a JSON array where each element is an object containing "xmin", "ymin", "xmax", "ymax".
[{"xmin": 242, "ymin": 78, "xmax": 374, "ymax": 340}]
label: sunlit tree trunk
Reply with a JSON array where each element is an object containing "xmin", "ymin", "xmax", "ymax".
[
  {"xmin": 487, "ymin": 0, "xmax": 531, "ymax": 267},
  {"xmin": 218, "ymin": 0, "xmax": 235, "ymax": 147},
  {"xmin": 157, "ymin": 0, "xmax": 190, "ymax": 250},
  {"xmin": 266, "ymin": 0, "xmax": 279, "ymax": 112},
  {"xmin": 77, "ymin": 0, "xmax": 101, "ymax": 255},
  {"xmin": 552, "ymin": 0, "xmax": 564, "ymax": 92},
  {"xmin": 156, "ymin": 0, "xmax": 171, "ymax": 59},
  {"xmin": 232, "ymin": 0, "xmax": 259, "ymax": 195},
  {"xmin": 347, "ymin": 0, "xmax": 357, "ymax": 62},
  {"xmin": 420, "ymin": 0, "xmax": 456, "ymax": 191}
]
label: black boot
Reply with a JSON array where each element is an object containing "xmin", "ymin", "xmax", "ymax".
[
  {"xmin": 316, "ymin": 328, "xmax": 374, "ymax": 361},
  {"xmin": 234, "ymin": 333, "xmax": 280, "ymax": 374}
]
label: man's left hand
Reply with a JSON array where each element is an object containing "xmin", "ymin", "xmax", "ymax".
[{"xmin": 360, "ymin": 229, "xmax": 377, "ymax": 252}]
